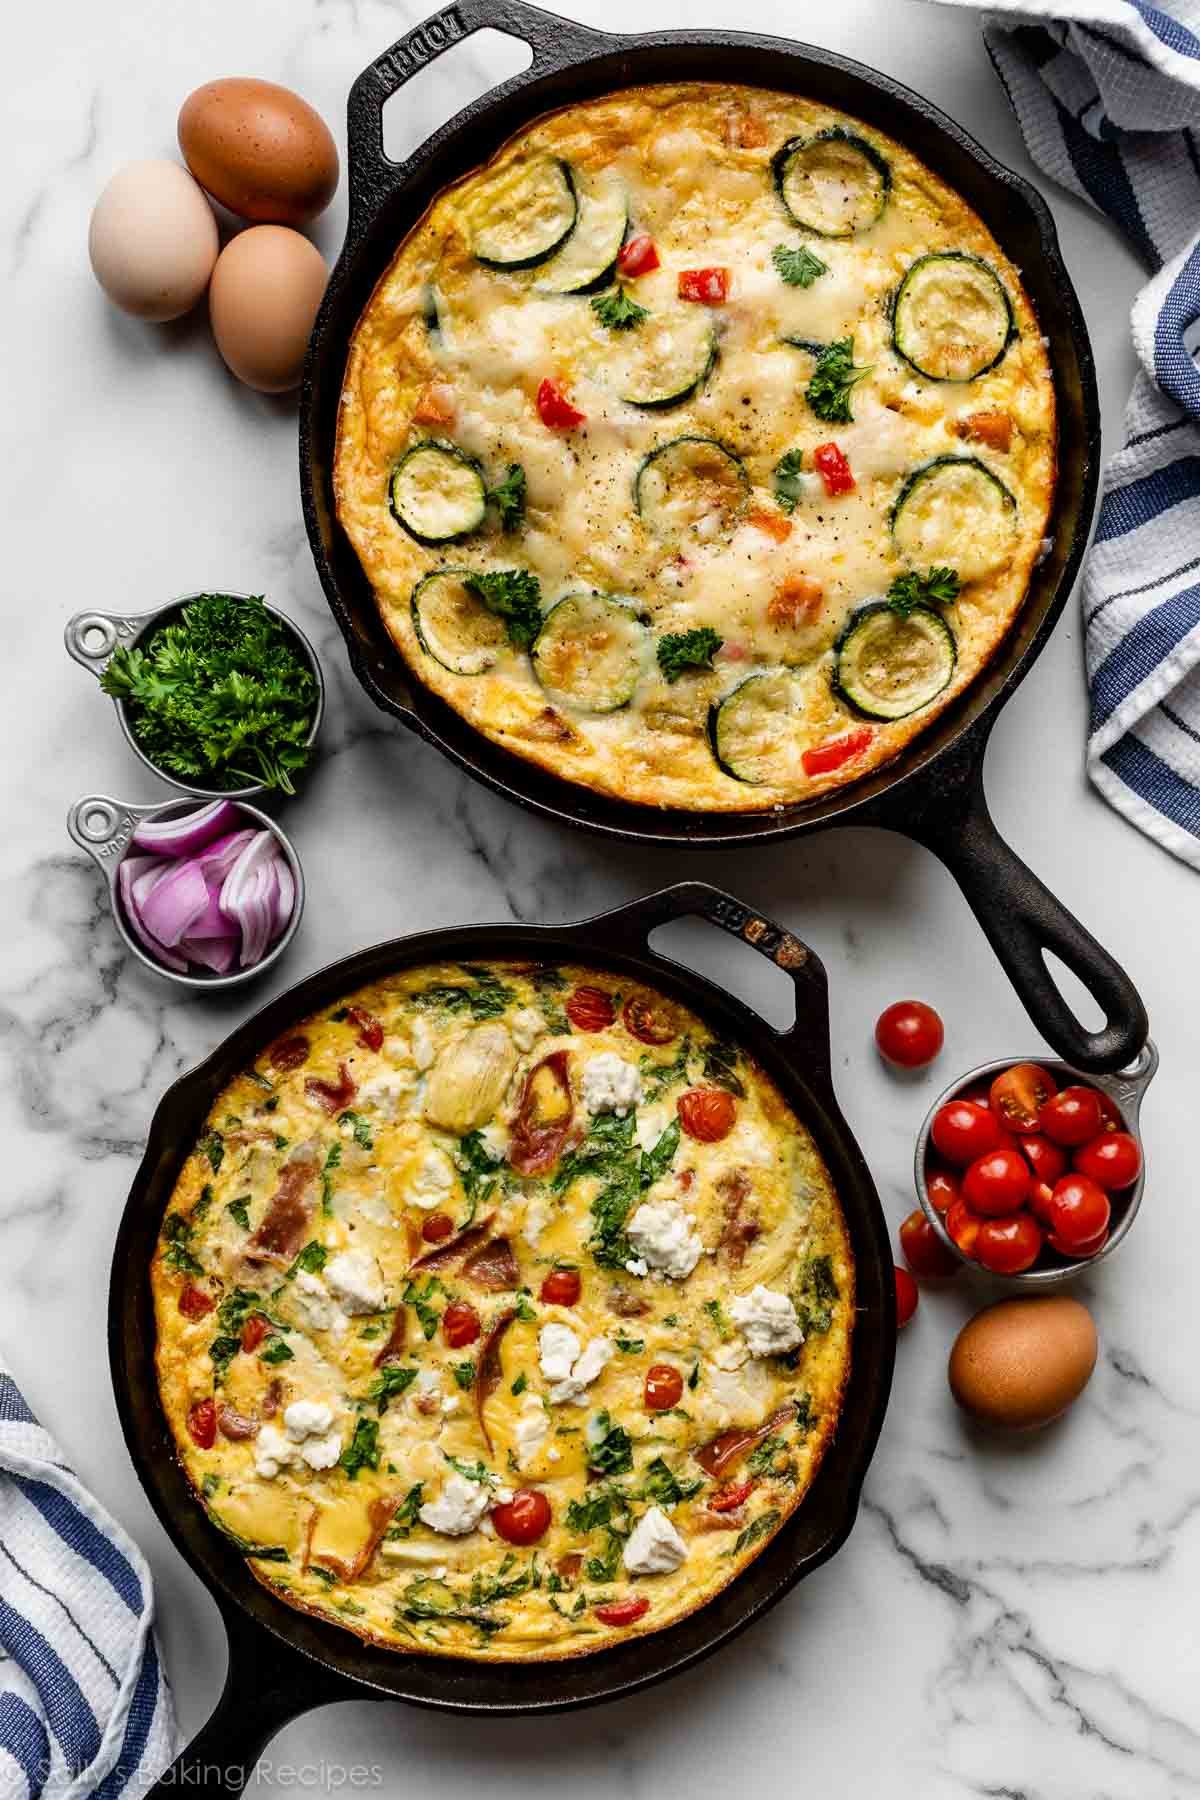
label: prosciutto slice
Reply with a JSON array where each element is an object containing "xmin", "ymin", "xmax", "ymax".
[
  {"xmin": 246, "ymin": 1139, "xmax": 321, "ymax": 1265},
  {"xmin": 694, "ymin": 1405, "xmax": 792, "ymax": 1480},
  {"xmin": 475, "ymin": 1307, "xmax": 515, "ymax": 1452},
  {"xmin": 304, "ymin": 1061, "xmax": 357, "ymax": 1115},
  {"xmin": 308, "ymin": 1494, "xmax": 401, "ymax": 1584},
  {"xmin": 461, "ymin": 1235, "xmax": 519, "ymax": 1292},
  {"xmin": 407, "ymin": 1214, "xmax": 496, "ymax": 1275}
]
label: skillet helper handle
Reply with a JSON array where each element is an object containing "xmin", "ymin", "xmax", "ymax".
[
  {"xmin": 587, "ymin": 881, "xmax": 834, "ymax": 1078},
  {"xmin": 346, "ymin": 0, "xmax": 613, "ymax": 237},
  {"xmin": 910, "ymin": 773, "xmax": 1148, "ymax": 1073},
  {"xmin": 143, "ymin": 1608, "xmax": 369, "ymax": 1797}
]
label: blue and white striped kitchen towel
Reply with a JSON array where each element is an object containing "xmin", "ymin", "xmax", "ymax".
[
  {"xmin": 0, "ymin": 1359, "xmax": 178, "ymax": 1798},
  {"xmin": 930, "ymin": 0, "xmax": 1200, "ymax": 868}
]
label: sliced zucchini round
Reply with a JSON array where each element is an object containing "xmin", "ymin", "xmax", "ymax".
[
  {"xmin": 471, "ymin": 158, "xmax": 577, "ymax": 270},
  {"xmin": 611, "ymin": 309, "xmax": 717, "ymax": 408},
  {"xmin": 772, "ymin": 129, "xmax": 891, "ymax": 238},
  {"xmin": 411, "ymin": 570, "xmax": 509, "ymax": 676},
  {"xmin": 532, "ymin": 593, "xmax": 650, "ymax": 713},
  {"xmin": 708, "ymin": 671, "xmax": 802, "ymax": 785},
  {"xmin": 634, "ymin": 437, "xmax": 749, "ymax": 541},
  {"xmin": 832, "ymin": 602, "xmax": 956, "ymax": 720},
  {"xmin": 892, "ymin": 252, "xmax": 1014, "ymax": 381},
  {"xmin": 538, "ymin": 175, "xmax": 628, "ymax": 294},
  {"xmin": 892, "ymin": 455, "xmax": 1017, "ymax": 582},
  {"xmin": 388, "ymin": 442, "xmax": 487, "ymax": 545}
]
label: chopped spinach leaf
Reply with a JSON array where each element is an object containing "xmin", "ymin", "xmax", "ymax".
[
  {"xmin": 701, "ymin": 1039, "xmax": 745, "ymax": 1096},
  {"xmin": 260, "ymin": 1335, "xmax": 294, "ymax": 1365},
  {"xmin": 338, "ymin": 1110, "xmax": 372, "ymax": 1152},
  {"xmin": 403, "ymin": 1275, "xmax": 444, "ymax": 1340},
  {"xmin": 339, "ymin": 1418, "xmax": 380, "ymax": 1480},
  {"xmin": 587, "ymin": 1411, "xmax": 633, "ymax": 1477},
  {"xmin": 451, "ymin": 1360, "xmax": 477, "ymax": 1391},
  {"xmin": 225, "ymin": 1197, "xmax": 250, "ymax": 1231},
  {"xmin": 369, "ymin": 1365, "xmax": 418, "ymax": 1414}
]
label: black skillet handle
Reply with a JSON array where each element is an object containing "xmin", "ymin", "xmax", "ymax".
[
  {"xmin": 581, "ymin": 881, "xmax": 834, "ymax": 1080},
  {"xmin": 144, "ymin": 1606, "xmax": 371, "ymax": 1797},
  {"xmin": 906, "ymin": 759, "xmax": 1148, "ymax": 1074},
  {"xmin": 346, "ymin": 0, "xmax": 614, "ymax": 241}
]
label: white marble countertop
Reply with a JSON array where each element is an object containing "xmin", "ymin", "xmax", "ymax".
[{"xmin": 4, "ymin": 0, "xmax": 1199, "ymax": 1792}]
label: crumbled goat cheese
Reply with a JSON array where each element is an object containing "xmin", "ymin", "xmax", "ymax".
[
  {"xmin": 406, "ymin": 1146, "xmax": 455, "ymax": 1210},
  {"xmin": 510, "ymin": 1007, "xmax": 546, "ymax": 1052},
  {"xmin": 418, "ymin": 1472, "xmax": 491, "ymax": 1536},
  {"xmin": 284, "ymin": 1400, "xmax": 334, "ymax": 1439},
  {"xmin": 627, "ymin": 1198, "xmax": 704, "ymax": 1279},
  {"xmin": 623, "ymin": 1505, "xmax": 688, "ymax": 1576},
  {"xmin": 254, "ymin": 1424, "xmax": 295, "ymax": 1480},
  {"xmin": 514, "ymin": 1394, "xmax": 550, "ymax": 1468},
  {"xmin": 730, "ymin": 1284, "xmax": 804, "ymax": 1357},
  {"xmin": 253, "ymin": 1400, "xmax": 343, "ymax": 1477},
  {"xmin": 293, "ymin": 1269, "xmax": 334, "ymax": 1330},
  {"xmin": 697, "ymin": 1357, "xmax": 774, "ymax": 1431},
  {"xmin": 411, "ymin": 1016, "xmax": 437, "ymax": 1070},
  {"xmin": 478, "ymin": 1120, "xmax": 511, "ymax": 1160},
  {"xmin": 355, "ymin": 1070, "xmax": 416, "ymax": 1120},
  {"xmin": 522, "ymin": 1190, "xmax": 551, "ymax": 1248},
  {"xmin": 581, "ymin": 1053, "xmax": 643, "ymax": 1117},
  {"xmin": 549, "ymin": 1334, "xmax": 614, "ymax": 1406},
  {"xmin": 624, "ymin": 1256, "xmax": 650, "ymax": 1279},
  {"xmin": 539, "ymin": 1322, "xmax": 581, "ymax": 1385},
  {"xmin": 324, "ymin": 1247, "xmax": 385, "ymax": 1315}
]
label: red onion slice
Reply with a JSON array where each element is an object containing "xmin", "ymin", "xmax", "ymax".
[
  {"xmin": 181, "ymin": 934, "xmax": 239, "ymax": 975},
  {"xmin": 273, "ymin": 855, "xmax": 295, "ymax": 941},
  {"xmin": 131, "ymin": 800, "xmax": 241, "ymax": 858},
  {"xmin": 118, "ymin": 857, "xmax": 188, "ymax": 973},
  {"xmin": 139, "ymin": 858, "xmax": 211, "ymax": 948},
  {"xmin": 196, "ymin": 828, "xmax": 258, "ymax": 888}
]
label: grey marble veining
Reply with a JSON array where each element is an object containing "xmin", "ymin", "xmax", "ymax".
[{"xmin": 2, "ymin": 0, "xmax": 1198, "ymax": 1793}]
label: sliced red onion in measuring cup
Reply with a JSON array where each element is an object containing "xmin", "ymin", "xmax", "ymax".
[
  {"xmin": 118, "ymin": 857, "xmax": 188, "ymax": 974},
  {"xmin": 131, "ymin": 799, "xmax": 241, "ymax": 858}
]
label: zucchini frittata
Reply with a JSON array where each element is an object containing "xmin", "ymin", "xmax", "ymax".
[
  {"xmin": 153, "ymin": 963, "xmax": 853, "ymax": 1659},
  {"xmin": 334, "ymin": 83, "xmax": 1056, "ymax": 809}
]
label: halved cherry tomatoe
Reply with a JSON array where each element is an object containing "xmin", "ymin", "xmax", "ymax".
[
  {"xmin": 492, "ymin": 1489, "xmax": 552, "ymax": 1545},
  {"xmin": 895, "ymin": 1265, "xmax": 919, "ymax": 1328},
  {"xmin": 594, "ymin": 1595, "xmax": 650, "ymax": 1627},
  {"xmin": 442, "ymin": 1300, "xmax": 481, "ymax": 1348},
  {"xmin": 678, "ymin": 1087, "xmax": 737, "ymax": 1142},
  {"xmin": 644, "ymin": 1364, "xmax": 684, "ymax": 1411},
  {"xmin": 989, "ymin": 1061, "xmax": 1055, "ymax": 1133},
  {"xmin": 566, "ymin": 985, "xmax": 615, "ymax": 1032},
  {"xmin": 624, "ymin": 994, "xmax": 679, "ymax": 1045},
  {"xmin": 875, "ymin": 1000, "xmax": 944, "ymax": 1069},
  {"xmin": 540, "ymin": 1266, "xmax": 582, "ymax": 1306}
]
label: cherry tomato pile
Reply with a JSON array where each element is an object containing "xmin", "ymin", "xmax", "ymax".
[{"xmin": 922, "ymin": 1062, "xmax": 1141, "ymax": 1276}]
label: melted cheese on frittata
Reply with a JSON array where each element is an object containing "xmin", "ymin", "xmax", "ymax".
[
  {"xmin": 334, "ymin": 83, "xmax": 1055, "ymax": 810},
  {"xmin": 153, "ymin": 963, "xmax": 852, "ymax": 1660}
]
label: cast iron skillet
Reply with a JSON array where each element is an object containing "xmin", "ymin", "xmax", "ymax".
[
  {"xmin": 300, "ymin": 0, "xmax": 1148, "ymax": 1074},
  {"xmin": 114, "ymin": 882, "xmax": 893, "ymax": 1793}
]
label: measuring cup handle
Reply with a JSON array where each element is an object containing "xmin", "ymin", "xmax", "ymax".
[
  {"xmin": 63, "ymin": 608, "xmax": 142, "ymax": 676},
  {"xmin": 65, "ymin": 794, "xmax": 140, "ymax": 882}
]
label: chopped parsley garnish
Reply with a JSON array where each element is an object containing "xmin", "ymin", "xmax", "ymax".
[
  {"xmin": 193, "ymin": 1184, "xmax": 214, "ymax": 1218},
  {"xmin": 98, "ymin": 593, "xmax": 318, "ymax": 795},
  {"xmin": 640, "ymin": 1456, "xmax": 704, "ymax": 1505},
  {"xmin": 451, "ymin": 1360, "xmax": 477, "ymax": 1390},
  {"xmin": 260, "ymin": 1335, "xmax": 294, "ymax": 1365},
  {"xmin": 201, "ymin": 1473, "xmax": 221, "ymax": 1498},
  {"xmin": 886, "ymin": 565, "xmax": 961, "ymax": 616},
  {"xmin": 510, "ymin": 1372, "xmax": 528, "ymax": 1396},
  {"xmin": 704, "ymin": 1297, "xmax": 732, "ymax": 1341},
  {"xmin": 414, "ymin": 966, "xmax": 517, "ymax": 1021},
  {"xmin": 339, "ymin": 1418, "xmax": 380, "ymax": 1480},
  {"xmin": 806, "ymin": 336, "xmax": 872, "ymax": 425},
  {"xmin": 585, "ymin": 1530, "xmax": 627, "ymax": 1583},
  {"xmin": 162, "ymin": 1239, "xmax": 203, "ymax": 1278},
  {"xmin": 688, "ymin": 1360, "xmax": 700, "ymax": 1390},
  {"xmin": 587, "ymin": 1411, "xmax": 634, "ymax": 1477},
  {"xmin": 487, "ymin": 463, "xmax": 527, "ymax": 531},
  {"xmin": 772, "ymin": 243, "xmax": 828, "ymax": 288},
  {"xmin": 369, "ymin": 1365, "xmax": 418, "ymax": 1414},
  {"xmin": 701, "ymin": 1038, "xmax": 745, "ymax": 1097},
  {"xmin": 657, "ymin": 627, "xmax": 723, "ymax": 683},
  {"xmin": 591, "ymin": 285, "xmax": 649, "ymax": 330},
  {"xmin": 577, "ymin": 1114, "xmax": 682, "ymax": 1270},
  {"xmin": 338, "ymin": 1110, "xmax": 372, "ymax": 1151},
  {"xmin": 565, "ymin": 1486, "xmax": 629, "ymax": 1534},
  {"xmin": 470, "ymin": 1553, "xmax": 538, "ymax": 1607},
  {"xmin": 225, "ymin": 1197, "xmax": 250, "ymax": 1231},
  {"xmin": 794, "ymin": 1392, "xmax": 817, "ymax": 1435},
  {"xmin": 462, "ymin": 570, "xmax": 543, "ymax": 651},
  {"xmin": 514, "ymin": 1292, "xmax": 537, "ymax": 1324},
  {"xmin": 773, "ymin": 447, "xmax": 805, "ymax": 515},
  {"xmin": 615, "ymin": 1334, "xmax": 645, "ymax": 1354},
  {"xmin": 403, "ymin": 1275, "xmax": 444, "ymax": 1341}
]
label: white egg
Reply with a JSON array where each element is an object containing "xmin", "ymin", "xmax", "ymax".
[{"xmin": 88, "ymin": 159, "xmax": 219, "ymax": 322}]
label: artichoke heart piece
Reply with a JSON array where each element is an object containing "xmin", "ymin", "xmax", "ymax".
[{"xmin": 423, "ymin": 1023, "xmax": 518, "ymax": 1133}]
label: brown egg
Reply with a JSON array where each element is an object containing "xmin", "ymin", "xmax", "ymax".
[
  {"xmin": 179, "ymin": 78, "xmax": 338, "ymax": 227},
  {"xmin": 209, "ymin": 226, "xmax": 327, "ymax": 393},
  {"xmin": 89, "ymin": 160, "xmax": 218, "ymax": 321},
  {"xmin": 948, "ymin": 1295, "xmax": 1097, "ymax": 1431}
]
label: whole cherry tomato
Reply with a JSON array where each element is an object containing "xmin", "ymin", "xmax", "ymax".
[
  {"xmin": 678, "ymin": 1087, "xmax": 737, "ymax": 1142},
  {"xmin": 895, "ymin": 1265, "xmax": 919, "ymax": 1328},
  {"xmin": 624, "ymin": 994, "xmax": 679, "ymax": 1045},
  {"xmin": 709, "ymin": 1478, "xmax": 755, "ymax": 1513},
  {"xmin": 962, "ymin": 1148, "xmax": 1031, "ymax": 1217},
  {"xmin": 536, "ymin": 377, "xmax": 585, "ymax": 430},
  {"xmin": 1046, "ymin": 1174, "xmax": 1110, "ymax": 1248},
  {"xmin": 899, "ymin": 1208, "xmax": 960, "ymax": 1278},
  {"xmin": 240, "ymin": 1313, "xmax": 269, "ymax": 1353},
  {"xmin": 1074, "ymin": 1130, "xmax": 1141, "ymax": 1190},
  {"xmin": 566, "ymin": 985, "xmax": 615, "ymax": 1032},
  {"xmin": 1029, "ymin": 1179, "xmax": 1057, "ymax": 1225},
  {"xmin": 540, "ymin": 1267, "xmax": 582, "ymax": 1306},
  {"xmin": 989, "ymin": 1062, "xmax": 1056, "ymax": 1133},
  {"xmin": 975, "ymin": 1213, "xmax": 1043, "ymax": 1275},
  {"xmin": 930, "ymin": 1099, "xmax": 1002, "ymax": 1166},
  {"xmin": 595, "ymin": 1595, "xmax": 650, "ymax": 1627},
  {"xmin": 1022, "ymin": 1133, "xmax": 1068, "ymax": 1187},
  {"xmin": 492, "ymin": 1488, "xmax": 552, "ymax": 1545},
  {"xmin": 1039, "ymin": 1085, "xmax": 1105, "ymax": 1147},
  {"xmin": 187, "ymin": 1399, "xmax": 217, "ymax": 1449},
  {"xmin": 875, "ymin": 1000, "xmax": 944, "ymax": 1069},
  {"xmin": 422, "ymin": 1212, "xmax": 455, "ymax": 1244},
  {"xmin": 442, "ymin": 1300, "xmax": 481, "ymax": 1348},
  {"xmin": 925, "ymin": 1164, "xmax": 960, "ymax": 1215},
  {"xmin": 617, "ymin": 232, "xmax": 660, "ymax": 277},
  {"xmin": 178, "ymin": 1284, "xmax": 214, "ymax": 1320},
  {"xmin": 945, "ymin": 1198, "xmax": 982, "ymax": 1258},
  {"xmin": 1049, "ymin": 1225, "xmax": 1110, "ymax": 1259},
  {"xmin": 644, "ymin": 1364, "xmax": 684, "ymax": 1411}
]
